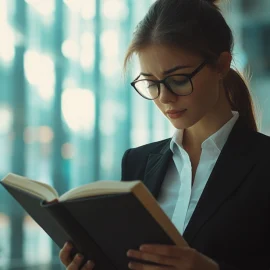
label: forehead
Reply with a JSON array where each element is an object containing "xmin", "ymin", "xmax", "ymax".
[{"xmin": 138, "ymin": 45, "xmax": 200, "ymax": 77}]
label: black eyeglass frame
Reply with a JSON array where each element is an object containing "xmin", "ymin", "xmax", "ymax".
[{"xmin": 131, "ymin": 61, "xmax": 207, "ymax": 100}]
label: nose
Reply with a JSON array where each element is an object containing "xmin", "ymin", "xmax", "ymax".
[{"xmin": 158, "ymin": 83, "xmax": 177, "ymax": 104}]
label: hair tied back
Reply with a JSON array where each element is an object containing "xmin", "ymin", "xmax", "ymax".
[{"xmin": 203, "ymin": 0, "xmax": 219, "ymax": 6}]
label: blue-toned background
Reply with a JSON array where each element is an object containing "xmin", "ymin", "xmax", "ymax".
[{"xmin": 0, "ymin": 0, "xmax": 269, "ymax": 269}]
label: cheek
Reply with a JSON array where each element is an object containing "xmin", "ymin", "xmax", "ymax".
[
  {"xmin": 153, "ymin": 100, "xmax": 165, "ymax": 112},
  {"xmin": 190, "ymin": 79, "xmax": 220, "ymax": 108}
]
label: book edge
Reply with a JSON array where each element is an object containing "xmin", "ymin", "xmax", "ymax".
[
  {"xmin": 1, "ymin": 173, "xmax": 58, "ymax": 202},
  {"xmin": 132, "ymin": 183, "xmax": 188, "ymax": 247},
  {"xmin": 59, "ymin": 180, "xmax": 141, "ymax": 201}
]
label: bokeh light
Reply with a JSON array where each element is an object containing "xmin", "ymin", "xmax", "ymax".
[
  {"xmin": 39, "ymin": 126, "xmax": 54, "ymax": 144},
  {"xmin": 102, "ymin": 0, "xmax": 128, "ymax": 20},
  {"xmin": 0, "ymin": 105, "xmax": 13, "ymax": 134},
  {"xmin": 0, "ymin": 23, "xmax": 15, "ymax": 64},
  {"xmin": 61, "ymin": 143, "xmax": 76, "ymax": 159},
  {"xmin": 61, "ymin": 88, "xmax": 95, "ymax": 134},
  {"xmin": 24, "ymin": 51, "xmax": 55, "ymax": 101},
  {"xmin": 61, "ymin": 39, "xmax": 80, "ymax": 61}
]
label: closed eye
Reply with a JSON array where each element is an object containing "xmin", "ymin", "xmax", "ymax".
[{"xmin": 167, "ymin": 76, "xmax": 189, "ymax": 86}]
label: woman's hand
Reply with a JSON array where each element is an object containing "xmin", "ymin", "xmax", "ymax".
[
  {"xmin": 127, "ymin": 244, "xmax": 219, "ymax": 270},
  {"xmin": 59, "ymin": 242, "xmax": 95, "ymax": 270}
]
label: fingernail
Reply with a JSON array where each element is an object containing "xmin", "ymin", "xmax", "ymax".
[
  {"xmin": 87, "ymin": 260, "xmax": 95, "ymax": 269},
  {"xmin": 76, "ymin": 253, "xmax": 84, "ymax": 260},
  {"xmin": 65, "ymin": 242, "xmax": 72, "ymax": 249}
]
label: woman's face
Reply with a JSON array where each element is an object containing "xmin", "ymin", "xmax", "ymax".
[{"xmin": 138, "ymin": 45, "xmax": 228, "ymax": 130}]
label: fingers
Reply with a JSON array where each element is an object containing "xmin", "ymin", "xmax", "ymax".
[
  {"xmin": 59, "ymin": 242, "xmax": 95, "ymax": 270},
  {"xmin": 80, "ymin": 260, "xmax": 95, "ymax": 270},
  {"xmin": 67, "ymin": 254, "xmax": 95, "ymax": 270},
  {"xmin": 59, "ymin": 242, "xmax": 73, "ymax": 266},
  {"xmin": 66, "ymin": 253, "xmax": 84, "ymax": 270}
]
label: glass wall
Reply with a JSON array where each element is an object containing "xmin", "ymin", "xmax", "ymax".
[{"xmin": 0, "ymin": 0, "xmax": 269, "ymax": 269}]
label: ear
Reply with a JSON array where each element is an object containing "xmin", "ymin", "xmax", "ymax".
[{"xmin": 216, "ymin": 52, "xmax": 232, "ymax": 79}]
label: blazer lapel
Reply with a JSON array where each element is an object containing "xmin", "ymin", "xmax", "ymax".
[
  {"xmin": 183, "ymin": 118, "xmax": 257, "ymax": 244},
  {"xmin": 143, "ymin": 140, "xmax": 172, "ymax": 199}
]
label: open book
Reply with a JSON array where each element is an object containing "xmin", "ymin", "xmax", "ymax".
[{"xmin": 1, "ymin": 173, "xmax": 187, "ymax": 270}]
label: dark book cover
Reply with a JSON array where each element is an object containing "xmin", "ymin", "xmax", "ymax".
[
  {"xmin": 1, "ymin": 182, "xmax": 116, "ymax": 270},
  {"xmin": 1, "ymin": 182, "xmax": 176, "ymax": 270}
]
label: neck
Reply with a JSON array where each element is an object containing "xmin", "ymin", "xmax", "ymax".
[{"xmin": 183, "ymin": 91, "xmax": 234, "ymax": 151}]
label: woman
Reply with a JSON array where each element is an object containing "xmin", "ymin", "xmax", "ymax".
[{"xmin": 59, "ymin": 0, "xmax": 270, "ymax": 269}]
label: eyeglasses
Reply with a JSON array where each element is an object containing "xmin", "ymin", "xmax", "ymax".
[{"xmin": 131, "ymin": 61, "xmax": 207, "ymax": 100}]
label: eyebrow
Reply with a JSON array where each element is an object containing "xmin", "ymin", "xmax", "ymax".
[{"xmin": 140, "ymin": 65, "xmax": 191, "ymax": 77}]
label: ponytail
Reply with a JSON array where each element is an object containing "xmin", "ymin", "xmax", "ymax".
[{"xmin": 223, "ymin": 68, "xmax": 258, "ymax": 132}]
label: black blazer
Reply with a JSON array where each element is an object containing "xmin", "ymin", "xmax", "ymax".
[{"xmin": 121, "ymin": 117, "xmax": 270, "ymax": 270}]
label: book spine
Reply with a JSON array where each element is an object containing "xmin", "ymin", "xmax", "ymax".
[{"xmin": 42, "ymin": 202, "xmax": 117, "ymax": 270}]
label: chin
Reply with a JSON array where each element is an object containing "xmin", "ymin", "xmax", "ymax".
[
  {"xmin": 169, "ymin": 116, "xmax": 199, "ymax": 130},
  {"xmin": 169, "ymin": 119, "xmax": 190, "ymax": 130}
]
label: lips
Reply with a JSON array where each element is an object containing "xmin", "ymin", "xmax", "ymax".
[
  {"xmin": 166, "ymin": 109, "xmax": 187, "ymax": 119},
  {"xmin": 166, "ymin": 109, "xmax": 186, "ymax": 114}
]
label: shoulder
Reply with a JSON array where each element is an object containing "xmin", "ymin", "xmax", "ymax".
[
  {"xmin": 245, "ymin": 131, "xmax": 270, "ymax": 196},
  {"xmin": 245, "ymin": 131, "xmax": 270, "ymax": 178},
  {"xmin": 252, "ymin": 131, "xmax": 270, "ymax": 156},
  {"xmin": 124, "ymin": 138, "xmax": 171, "ymax": 157},
  {"xmin": 253, "ymin": 130, "xmax": 270, "ymax": 142},
  {"xmin": 121, "ymin": 138, "xmax": 171, "ymax": 181}
]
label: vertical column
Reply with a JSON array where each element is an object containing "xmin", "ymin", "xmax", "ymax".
[
  {"xmin": 93, "ymin": 0, "xmax": 101, "ymax": 181},
  {"xmin": 51, "ymin": 1, "xmax": 69, "ymax": 268},
  {"xmin": 124, "ymin": 0, "xmax": 133, "ymax": 150},
  {"xmin": 9, "ymin": 0, "xmax": 26, "ymax": 268}
]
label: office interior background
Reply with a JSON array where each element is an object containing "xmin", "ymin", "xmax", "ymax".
[{"xmin": 0, "ymin": 0, "xmax": 269, "ymax": 269}]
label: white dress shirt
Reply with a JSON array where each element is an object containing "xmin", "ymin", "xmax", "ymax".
[{"xmin": 157, "ymin": 111, "xmax": 240, "ymax": 234}]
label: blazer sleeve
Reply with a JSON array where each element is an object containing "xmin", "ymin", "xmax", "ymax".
[
  {"xmin": 120, "ymin": 148, "xmax": 149, "ymax": 182},
  {"xmin": 217, "ymin": 260, "xmax": 268, "ymax": 270},
  {"xmin": 217, "ymin": 262, "xmax": 242, "ymax": 270},
  {"xmin": 121, "ymin": 149, "xmax": 131, "ymax": 181}
]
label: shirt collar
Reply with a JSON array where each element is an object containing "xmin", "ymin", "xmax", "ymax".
[{"xmin": 170, "ymin": 111, "xmax": 240, "ymax": 154}]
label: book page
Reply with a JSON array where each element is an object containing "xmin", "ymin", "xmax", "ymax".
[
  {"xmin": 1, "ymin": 173, "xmax": 59, "ymax": 202},
  {"xmin": 59, "ymin": 180, "xmax": 141, "ymax": 201}
]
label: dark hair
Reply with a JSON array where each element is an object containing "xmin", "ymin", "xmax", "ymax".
[{"xmin": 124, "ymin": 0, "xmax": 258, "ymax": 131}]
